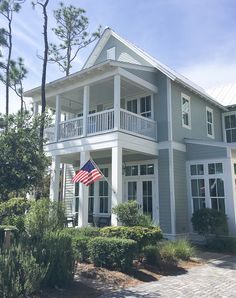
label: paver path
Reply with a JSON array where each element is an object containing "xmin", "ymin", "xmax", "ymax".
[{"xmin": 100, "ymin": 255, "xmax": 236, "ymax": 298}]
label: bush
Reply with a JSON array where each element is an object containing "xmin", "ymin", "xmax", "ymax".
[
  {"xmin": 206, "ymin": 236, "xmax": 236, "ymax": 253},
  {"xmin": 62, "ymin": 226, "xmax": 100, "ymax": 238},
  {"xmin": 100, "ymin": 226, "xmax": 162, "ymax": 251},
  {"xmin": 40, "ymin": 231, "xmax": 75, "ymax": 287},
  {"xmin": 112, "ymin": 200, "xmax": 154, "ymax": 227},
  {"xmin": 25, "ymin": 198, "xmax": 66, "ymax": 241},
  {"xmin": 0, "ymin": 198, "xmax": 31, "ymax": 232},
  {"xmin": 144, "ymin": 240, "xmax": 195, "ymax": 267},
  {"xmin": 191, "ymin": 208, "xmax": 228, "ymax": 237},
  {"xmin": 88, "ymin": 237, "xmax": 137, "ymax": 272},
  {"xmin": 0, "ymin": 245, "xmax": 47, "ymax": 297}
]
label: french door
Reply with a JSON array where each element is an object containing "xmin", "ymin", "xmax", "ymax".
[{"xmin": 126, "ymin": 178, "xmax": 154, "ymax": 218}]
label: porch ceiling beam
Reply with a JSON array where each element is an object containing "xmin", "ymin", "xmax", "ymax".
[{"xmin": 118, "ymin": 67, "xmax": 158, "ymax": 93}]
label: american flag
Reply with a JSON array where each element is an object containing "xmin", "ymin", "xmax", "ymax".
[{"xmin": 72, "ymin": 159, "xmax": 103, "ymax": 186}]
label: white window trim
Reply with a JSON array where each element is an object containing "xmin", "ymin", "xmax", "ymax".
[
  {"xmin": 181, "ymin": 93, "xmax": 191, "ymax": 129},
  {"xmin": 222, "ymin": 111, "xmax": 236, "ymax": 143},
  {"xmin": 206, "ymin": 107, "xmax": 214, "ymax": 139}
]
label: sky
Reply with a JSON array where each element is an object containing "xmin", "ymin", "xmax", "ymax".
[{"xmin": 0, "ymin": 0, "xmax": 236, "ymax": 114}]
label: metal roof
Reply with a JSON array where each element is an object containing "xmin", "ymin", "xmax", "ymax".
[{"xmin": 207, "ymin": 83, "xmax": 236, "ymax": 107}]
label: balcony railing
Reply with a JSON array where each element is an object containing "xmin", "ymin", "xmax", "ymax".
[
  {"xmin": 87, "ymin": 109, "xmax": 114, "ymax": 135},
  {"xmin": 59, "ymin": 117, "xmax": 83, "ymax": 140},
  {"xmin": 120, "ymin": 109, "xmax": 157, "ymax": 140},
  {"xmin": 46, "ymin": 108, "xmax": 157, "ymax": 143}
]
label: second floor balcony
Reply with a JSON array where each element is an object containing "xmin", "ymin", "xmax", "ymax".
[{"xmin": 45, "ymin": 107, "xmax": 157, "ymax": 143}]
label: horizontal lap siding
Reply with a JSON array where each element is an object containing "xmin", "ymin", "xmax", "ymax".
[
  {"xmin": 173, "ymin": 150, "xmax": 189, "ymax": 234},
  {"xmin": 186, "ymin": 144, "xmax": 227, "ymax": 160},
  {"xmin": 158, "ymin": 149, "xmax": 172, "ymax": 233},
  {"xmin": 64, "ymin": 164, "xmax": 75, "ymax": 215}
]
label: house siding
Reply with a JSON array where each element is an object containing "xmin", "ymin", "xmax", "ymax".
[
  {"xmin": 171, "ymin": 81, "xmax": 223, "ymax": 143},
  {"xmin": 186, "ymin": 144, "xmax": 228, "ymax": 160},
  {"xmin": 173, "ymin": 150, "xmax": 189, "ymax": 234},
  {"xmin": 94, "ymin": 36, "xmax": 151, "ymax": 66},
  {"xmin": 123, "ymin": 69, "xmax": 168, "ymax": 142},
  {"xmin": 64, "ymin": 164, "xmax": 75, "ymax": 215},
  {"xmin": 158, "ymin": 149, "xmax": 172, "ymax": 233}
]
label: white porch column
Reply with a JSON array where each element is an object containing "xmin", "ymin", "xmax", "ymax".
[
  {"xmin": 49, "ymin": 155, "xmax": 61, "ymax": 202},
  {"xmin": 78, "ymin": 151, "xmax": 90, "ymax": 227},
  {"xmin": 33, "ymin": 102, "xmax": 38, "ymax": 116},
  {"xmin": 83, "ymin": 85, "xmax": 90, "ymax": 137},
  {"xmin": 111, "ymin": 146, "xmax": 123, "ymax": 226},
  {"xmin": 114, "ymin": 74, "xmax": 121, "ymax": 130},
  {"xmin": 55, "ymin": 95, "xmax": 61, "ymax": 142}
]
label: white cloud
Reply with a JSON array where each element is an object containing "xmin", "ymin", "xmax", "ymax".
[{"xmin": 179, "ymin": 60, "xmax": 236, "ymax": 90}]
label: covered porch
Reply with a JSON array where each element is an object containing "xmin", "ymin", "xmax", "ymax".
[{"xmin": 49, "ymin": 139, "xmax": 159, "ymax": 227}]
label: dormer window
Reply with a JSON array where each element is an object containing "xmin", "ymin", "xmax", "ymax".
[{"xmin": 107, "ymin": 47, "xmax": 115, "ymax": 60}]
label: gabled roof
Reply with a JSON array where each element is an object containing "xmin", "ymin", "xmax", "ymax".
[{"xmin": 83, "ymin": 28, "xmax": 227, "ymax": 111}]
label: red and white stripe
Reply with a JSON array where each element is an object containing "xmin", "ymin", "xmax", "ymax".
[{"xmin": 72, "ymin": 169, "xmax": 102, "ymax": 185}]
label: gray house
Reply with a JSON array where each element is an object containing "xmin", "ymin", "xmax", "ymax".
[{"xmin": 25, "ymin": 28, "xmax": 236, "ymax": 238}]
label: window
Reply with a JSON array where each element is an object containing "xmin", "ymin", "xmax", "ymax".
[
  {"xmin": 191, "ymin": 179, "xmax": 206, "ymax": 212},
  {"xmin": 181, "ymin": 93, "xmax": 191, "ymax": 128},
  {"xmin": 127, "ymin": 99, "xmax": 137, "ymax": 114},
  {"xmin": 209, "ymin": 178, "xmax": 225, "ymax": 212},
  {"xmin": 225, "ymin": 114, "xmax": 236, "ymax": 142},
  {"xmin": 142, "ymin": 181, "xmax": 153, "ymax": 217},
  {"xmin": 128, "ymin": 181, "xmax": 137, "ymax": 201},
  {"xmin": 125, "ymin": 165, "xmax": 138, "ymax": 176},
  {"xmin": 206, "ymin": 107, "xmax": 214, "ymax": 138},
  {"xmin": 190, "ymin": 164, "xmax": 204, "ymax": 175},
  {"xmin": 140, "ymin": 164, "xmax": 154, "ymax": 175},
  {"xmin": 208, "ymin": 163, "xmax": 223, "ymax": 174},
  {"xmin": 99, "ymin": 180, "xmax": 108, "ymax": 213},
  {"xmin": 140, "ymin": 95, "xmax": 151, "ymax": 118}
]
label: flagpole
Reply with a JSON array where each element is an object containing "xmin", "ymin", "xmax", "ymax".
[{"xmin": 90, "ymin": 158, "xmax": 117, "ymax": 195}]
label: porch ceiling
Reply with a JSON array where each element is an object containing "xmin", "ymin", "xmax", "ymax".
[{"xmin": 46, "ymin": 77, "xmax": 148, "ymax": 113}]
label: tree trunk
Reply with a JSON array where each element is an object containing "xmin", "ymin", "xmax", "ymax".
[{"xmin": 39, "ymin": 0, "xmax": 49, "ymax": 149}]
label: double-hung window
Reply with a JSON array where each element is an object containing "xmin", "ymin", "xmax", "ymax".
[
  {"xmin": 140, "ymin": 95, "xmax": 152, "ymax": 118},
  {"xmin": 224, "ymin": 114, "xmax": 236, "ymax": 142},
  {"xmin": 181, "ymin": 93, "xmax": 191, "ymax": 129},
  {"xmin": 206, "ymin": 107, "xmax": 214, "ymax": 138}
]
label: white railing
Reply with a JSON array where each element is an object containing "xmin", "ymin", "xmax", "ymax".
[
  {"xmin": 44, "ymin": 126, "xmax": 55, "ymax": 143},
  {"xmin": 87, "ymin": 109, "xmax": 114, "ymax": 135},
  {"xmin": 120, "ymin": 109, "xmax": 157, "ymax": 140},
  {"xmin": 59, "ymin": 117, "xmax": 83, "ymax": 140}
]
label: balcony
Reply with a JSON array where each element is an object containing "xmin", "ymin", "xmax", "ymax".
[{"xmin": 44, "ymin": 108, "xmax": 157, "ymax": 143}]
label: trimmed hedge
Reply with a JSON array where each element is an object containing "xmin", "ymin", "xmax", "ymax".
[
  {"xmin": 71, "ymin": 235, "xmax": 91, "ymax": 262},
  {"xmin": 63, "ymin": 226, "xmax": 100, "ymax": 238},
  {"xmin": 88, "ymin": 237, "xmax": 137, "ymax": 272},
  {"xmin": 100, "ymin": 226, "xmax": 163, "ymax": 250}
]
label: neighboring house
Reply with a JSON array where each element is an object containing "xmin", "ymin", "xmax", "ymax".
[{"xmin": 24, "ymin": 28, "xmax": 236, "ymax": 238}]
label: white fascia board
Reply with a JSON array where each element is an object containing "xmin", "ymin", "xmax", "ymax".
[
  {"xmin": 110, "ymin": 60, "xmax": 156, "ymax": 72},
  {"xmin": 83, "ymin": 28, "xmax": 112, "ymax": 69},
  {"xmin": 118, "ymin": 68, "xmax": 158, "ymax": 93}
]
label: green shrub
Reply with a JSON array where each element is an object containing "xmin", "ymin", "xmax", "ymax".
[
  {"xmin": 88, "ymin": 237, "xmax": 137, "ymax": 272},
  {"xmin": 112, "ymin": 200, "xmax": 154, "ymax": 227},
  {"xmin": 0, "ymin": 245, "xmax": 47, "ymax": 297},
  {"xmin": 40, "ymin": 231, "xmax": 75, "ymax": 287},
  {"xmin": 144, "ymin": 240, "xmax": 195, "ymax": 267},
  {"xmin": 100, "ymin": 226, "xmax": 162, "ymax": 251},
  {"xmin": 25, "ymin": 198, "xmax": 66, "ymax": 241},
  {"xmin": 0, "ymin": 198, "xmax": 31, "ymax": 232},
  {"xmin": 63, "ymin": 226, "xmax": 100, "ymax": 238},
  {"xmin": 191, "ymin": 208, "xmax": 228, "ymax": 237},
  {"xmin": 174, "ymin": 239, "xmax": 195, "ymax": 261},
  {"xmin": 206, "ymin": 236, "xmax": 236, "ymax": 253}
]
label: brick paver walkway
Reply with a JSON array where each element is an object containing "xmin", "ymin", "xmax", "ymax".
[{"xmin": 100, "ymin": 255, "xmax": 236, "ymax": 298}]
